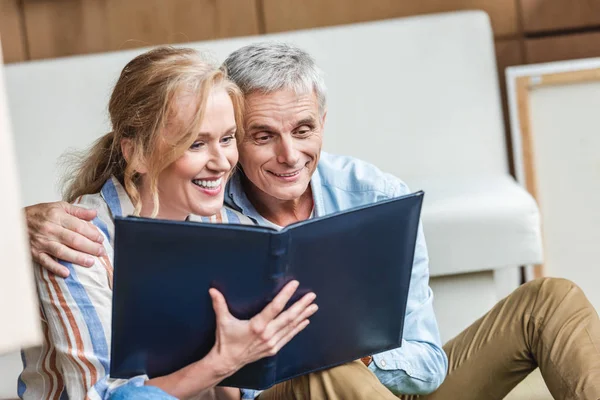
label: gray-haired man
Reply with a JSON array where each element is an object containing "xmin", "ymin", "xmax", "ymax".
[{"xmin": 25, "ymin": 43, "xmax": 600, "ymax": 400}]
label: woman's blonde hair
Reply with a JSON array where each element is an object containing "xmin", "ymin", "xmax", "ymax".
[{"xmin": 63, "ymin": 46, "xmax": 244, "ymax": 217}]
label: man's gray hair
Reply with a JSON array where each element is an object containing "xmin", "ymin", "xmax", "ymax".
[{"xmin": 223, "ymin": 42, "xmax": 327, "ymax": 114}]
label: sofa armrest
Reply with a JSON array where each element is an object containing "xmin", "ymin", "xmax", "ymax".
[{"xmin": 409, "ymin": 174, "xmax": 543, "ymax": 277}]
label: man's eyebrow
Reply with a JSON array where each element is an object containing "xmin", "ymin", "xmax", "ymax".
[
  {"xmin": 247, "ymin": 117, "xmax": 317, "ymax": 132},
  {"xmin": 295, "ymin": 117, "xmax": 317, "ymax": 127},
  {"xmin": 247, "ymin": 123, "xmax": 277, "ymax": 132}
]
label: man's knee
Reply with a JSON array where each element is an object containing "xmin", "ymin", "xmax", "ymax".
[
  {"xmin": 521, "ymin": 277, "xmax": 577, "ymax": 298},
  {"xmin": 521, "ymin": 277, "xmax": 592, "ymax": 315}
]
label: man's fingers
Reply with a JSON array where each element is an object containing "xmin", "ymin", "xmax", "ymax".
[
  {"xmin": 65, "ymin": 203, "xmax": 98, "ymax": 222},
  {"xmin": 210, "ymin": 288, "xmax": 232, "ymax": 323},
  {"xmin": 46, "ymin": 241, "xmax": 95, "ymax": 267},
  {"xmin": 256, "ymin": 280, "xmax": 299, "ymax": 324},
  {"xmin": 57, "ymin": 224, "xmax": 105, "ymax": 257},
  {"xmin": 61, "ymin": 210, "xmax": 104, "ymax": 244},
  {"xmin": 37, "ymin": 253, "xmax": 70, "ymax": 278}
]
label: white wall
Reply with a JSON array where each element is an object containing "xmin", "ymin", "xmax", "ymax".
[{"xmin": 5, "ymin": 11, "xmax": 507, "ymax": 206}]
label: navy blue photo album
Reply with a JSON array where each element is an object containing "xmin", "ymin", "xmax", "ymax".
[{"xmin": 110, "ymin": 191, "xmax": 424, "ymax": 390}]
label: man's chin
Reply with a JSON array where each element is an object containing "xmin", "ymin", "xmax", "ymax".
[{"xmin": 268, "ymin": 185, "xmax": 310, "ymax": 202}]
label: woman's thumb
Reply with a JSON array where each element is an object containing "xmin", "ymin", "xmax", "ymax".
[{"xmin": 209, "ymin": 288, "xmax": 231, "ymax": 321}]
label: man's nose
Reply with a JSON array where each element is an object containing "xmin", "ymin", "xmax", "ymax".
[{"xmin": 276, "ymin": 135, "xmax": 300, "ymax": 166}]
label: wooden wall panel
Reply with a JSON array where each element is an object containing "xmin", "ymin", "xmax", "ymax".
[
  {"xmin": 23, "ymin": 0, "xmax": 110, "ymax": 60},
  {"xmin": 262, "ymin": 0, "xmax": 520, "ymax": 37},
  {"xmin": 23, "ymin": 0, "xmax": 260, "ymax": 60},
  {"xmin": 525, "ymin": 32, "xmax": 600, "ymax": 63},
  {"xmin": 496, "ymin": 39, "xmax": 524, "ymax": 76},
  {"xmin": 0, "ymin": 0, "xmax": 27, "ymax": 62},
  {"xmin": 519, "ymin": 0, "xmax": 600, "ymax": 33}
]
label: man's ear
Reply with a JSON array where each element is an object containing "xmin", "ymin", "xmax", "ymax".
[
  {"xmin": 320, "ymin": 109, "xmax": 327, "ymax": 128},
  {"xmin": 121, "ymin": 138, "xmax": 148, "ymax": 174}
]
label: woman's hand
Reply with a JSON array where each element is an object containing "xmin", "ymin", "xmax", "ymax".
[
  {"xmin": 208, "ymin": 280, "xmax": 318, "ymax": 377},
  {"xmin": 25, "ymin": 201, "xmax": 105, "ymax": 277}
]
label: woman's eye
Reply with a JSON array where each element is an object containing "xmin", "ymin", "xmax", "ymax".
[
  {"xmin": 190, "ymin": 141, "xmax": 205, "ymax": 150},
  {"xmin": 221, "ymin": 135, "xmax": 235, "ymax": 145}
]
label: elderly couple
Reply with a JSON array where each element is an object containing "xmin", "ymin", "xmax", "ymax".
[{"xmin": 19, "ymin": 43, "xmax": 600, "ymax": 400}]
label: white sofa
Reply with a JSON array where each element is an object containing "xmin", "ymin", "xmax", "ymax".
[{"xmin": 1, "ymin": 10, "xmax": 544, "ymax": 399}]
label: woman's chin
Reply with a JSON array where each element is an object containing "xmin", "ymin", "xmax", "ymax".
[{"xmin": 192, "ymin": 200, "xmax": 223, "ymax": 218}]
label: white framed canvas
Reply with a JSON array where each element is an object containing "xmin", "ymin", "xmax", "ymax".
[{"xmin": 507, "ymin": 58, "xmax": 600, "ymax": 311}]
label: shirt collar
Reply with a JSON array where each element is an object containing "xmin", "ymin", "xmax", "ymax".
[
  {"xmin": 225, "ymin": 172, "xmax": 267, "ymax": 225},
  {"xmin": 100, "ymin": 176, "xmax": 135, "ymax": 218}
]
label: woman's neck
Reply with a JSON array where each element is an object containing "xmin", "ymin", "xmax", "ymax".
[{"xmin": 136, "ymin": 183, "xmax": 188, "ymax": 221}]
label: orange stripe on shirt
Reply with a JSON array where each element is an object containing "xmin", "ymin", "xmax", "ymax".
[
  {"xmin": 49, "ymin": 342, "xmax": 65, "ymax": 400},
  {"xmin": 40, "ymin": 319, "xmax": 56, "ymax": 399},
  {"xmin": 43, "ymin": 270, "xmax": 96, "ymax": 392},
  {"xmin": 99, "ymin": 255, "xmax": 114, "ymax": 290},
  {"xmin": 49, "ymin": 273, "xmax": 100, "ymax": 388}
]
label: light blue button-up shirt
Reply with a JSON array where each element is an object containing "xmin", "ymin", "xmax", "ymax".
[{"xmin": 227, "ymin": 151, "xmax": 448, "ymax": 397}]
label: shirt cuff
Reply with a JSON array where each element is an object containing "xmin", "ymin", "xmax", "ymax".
[{"xmin": 241, "ymin": 388, "xmax": 263, "ymax": 399}]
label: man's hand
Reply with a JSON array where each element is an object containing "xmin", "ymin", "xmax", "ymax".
[{"xmin": 25, "ymin": 201, "xmax": 105, "ymax": 278}]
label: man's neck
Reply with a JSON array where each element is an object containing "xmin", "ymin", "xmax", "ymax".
[{"xmin": 242, "ymin": 177, "xmax": 313, "ymax": 227}]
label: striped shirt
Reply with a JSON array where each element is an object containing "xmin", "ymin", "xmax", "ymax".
[{"xmin": 19, "ymin": 177, "xmax": 253, "ymax": 400}]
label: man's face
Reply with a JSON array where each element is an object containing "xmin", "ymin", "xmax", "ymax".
[{"xmin": 238, "ymin": 89, "xmax": 325, "ymax": 201}]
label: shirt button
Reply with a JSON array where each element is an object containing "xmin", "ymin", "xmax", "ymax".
[{"xmin": 380, "ymin": 360, "xmax": 386, "ymax": 367}]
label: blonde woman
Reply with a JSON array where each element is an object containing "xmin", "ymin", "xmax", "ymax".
[{"xmin": 19, "ymin": 47, "xmax": 318, "ymax": 400}]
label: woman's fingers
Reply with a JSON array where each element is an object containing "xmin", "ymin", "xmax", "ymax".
[
  {"xmin": 210, "ymin": 283, "xmax": 317, "ymax": 367},
  {"xmin": 250, "ymin": 280, "xmax": 299, "ymax": 335},
  {"xmin": 210, "ymin": 288, "xmax": 232, "ymax": 324},
  {"xmin": 261, "ymin": 292, "xmax": 317, "ymax": 339},
  {"xmin": 270, "ymin": 319, "xmax": 311, "ymax": 356},
  {"xmin": 265, "ymin": 302, "xmax": 318, "ymax": 351}
]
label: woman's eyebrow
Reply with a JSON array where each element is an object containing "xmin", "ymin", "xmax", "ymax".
[{"xmin": 196, "ymin": 126, "xmax": 237, "ymax": 137}]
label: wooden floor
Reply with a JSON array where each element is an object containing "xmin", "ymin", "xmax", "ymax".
[{"xmin": 505, "ymin": 369, "xmax": 553, "ymax": 400}]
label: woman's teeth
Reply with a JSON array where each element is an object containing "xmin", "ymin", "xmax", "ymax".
[{"xmin": 192, "ymin": 177, "xmax": 222, "ymax": 189}]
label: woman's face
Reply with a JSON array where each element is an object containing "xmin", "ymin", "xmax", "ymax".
[{"xmin": 153, "ymin": 87, "xmax": 239, "ymax": 219}]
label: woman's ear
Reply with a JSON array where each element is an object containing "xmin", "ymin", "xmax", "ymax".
[{"xmin": 121, "ymin": 138, "xmax": 148, "ymax": 174}]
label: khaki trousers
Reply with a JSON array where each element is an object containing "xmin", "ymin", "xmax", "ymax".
[{"xmin": 259, "ymin": 278, "xmax": 600, "ymax": 400}]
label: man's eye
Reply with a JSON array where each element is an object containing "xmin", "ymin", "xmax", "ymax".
[
  {"xmin": 255, "ymin": 134, "xmax": 272, "ymax": 142},
  {"xmin": 295, "ymin": 126, "xmax": 313, "ymax": 136}
]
